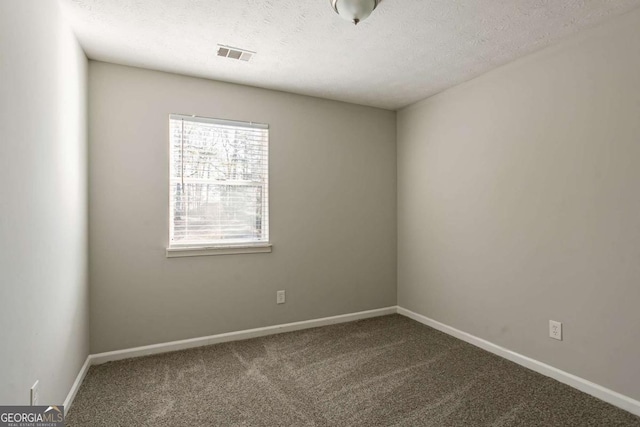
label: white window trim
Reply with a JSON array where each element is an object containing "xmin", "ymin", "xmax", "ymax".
[
  {"xmin": 166, "ymin": 114, "xmax": 271, "ymax": 258},
  {"xmin": 166, "ymin": 243, "xmax": 272, "ymax": 258}
]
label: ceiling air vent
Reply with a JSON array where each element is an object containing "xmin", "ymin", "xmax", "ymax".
[{"xmin": 217, "ymin": 45, "xmax": 255, "ymax": 62}]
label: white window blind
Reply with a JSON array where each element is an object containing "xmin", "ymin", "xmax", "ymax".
[{"xmin": 169, "ymin": 114, "xmax": 269, "ymax": 247}]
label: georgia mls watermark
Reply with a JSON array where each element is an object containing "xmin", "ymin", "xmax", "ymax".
[{"xmin": 0, "ymin": 406, "xmax": 64, "ymax": 427}]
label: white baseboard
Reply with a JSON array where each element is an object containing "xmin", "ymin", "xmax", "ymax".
[
  {"xmin": 91, "ymin": 306, "xmax": 398, "ymax": 366},
  {"xmin": 64, "ymin": 305, "xmax": 639, "ymax": 419},
  {"xmin": 62, "ymin": 306, "xmax": 395, "ymax": 412},
  {"xmin": 397, "ymin": 306, "xmax": 640, "ymax": 417},
  {"xmin": 63, "ymin": 355, "xmax": 91, "ymax": 416}
]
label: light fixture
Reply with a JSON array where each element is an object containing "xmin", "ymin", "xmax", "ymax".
[{"xmin": 330, "ymin": 0, "xmax": 379, "ymax": 25}]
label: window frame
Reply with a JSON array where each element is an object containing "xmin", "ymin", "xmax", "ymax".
[{"xmin": 166, "ymin": 114, "xmax": 272, "ymax": 258}]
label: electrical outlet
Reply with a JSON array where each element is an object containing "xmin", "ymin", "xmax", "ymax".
[
  {"xmin": 276, "ymin": 290, "xmax": 286, "ymax": 305},
  {"xmin": 549, "ymin": 320, "xmax": 562, "ymax": 341},
  {"xmin": 30, "ymin": 380, "xmax": 39, "ymax": 406}
]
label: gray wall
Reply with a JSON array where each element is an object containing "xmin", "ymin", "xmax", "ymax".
[
  {"xmin": 0, "ymin": 1, "xmax": 89, "ymax": 405},
  {"xmin": 398, "ymin": 9, "xmax": 640, "ymax": 401},
  {"xmin": 89, "ymin": 62, "xmax": 397, "ymax": 353}
]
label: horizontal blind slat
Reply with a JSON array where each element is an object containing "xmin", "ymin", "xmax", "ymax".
[{"xmin": 170, "ymin": 114, "xmax": 269, "ymax": 129}]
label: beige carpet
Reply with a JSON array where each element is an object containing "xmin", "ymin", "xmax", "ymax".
[{"xmin": 67, "ymin": 315, "xmax": 640, "ymax": 426}]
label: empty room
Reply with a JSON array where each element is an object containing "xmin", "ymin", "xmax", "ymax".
[{"xmin": 2, "ymin": 0, "xmax": 640, "ymax": 425}]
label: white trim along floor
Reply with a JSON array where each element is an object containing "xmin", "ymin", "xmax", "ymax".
[{"xmin": 64, "ymin": 306, "xmax": 640, "ymax": 418}]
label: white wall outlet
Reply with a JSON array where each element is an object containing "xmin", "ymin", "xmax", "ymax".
[
  {"xmin": 30, "ymin": 380, "xmax": 39, "ymax": 406},
  {"xmin": 276, "ymin": 290, "xmax": 286, "ymax": 305},
  {"xmin": 549, "ymin": 320, "xmax": 563, "ymax": 341}
]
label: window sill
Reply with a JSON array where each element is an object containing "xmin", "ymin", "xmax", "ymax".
[{"xmin": 166, "ymin": 243, "xmax": 272, "ymax": 258}]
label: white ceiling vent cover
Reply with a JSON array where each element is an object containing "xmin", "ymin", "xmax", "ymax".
[{"xmin": 217, "ymin": 45, "xmax": 255, "ymax": 62}]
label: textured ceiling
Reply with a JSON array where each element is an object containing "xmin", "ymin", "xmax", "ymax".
[{"xmin": 59, "ymin": 0, "xmax": 640, "ymax": 109}]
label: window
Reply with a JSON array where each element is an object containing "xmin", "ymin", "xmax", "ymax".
[{"xmin": 167, "ymin": 114, "xmax": 270, "ymax": 257}]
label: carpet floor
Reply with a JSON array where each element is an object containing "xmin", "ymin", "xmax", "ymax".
[{"xmin": 67, "ymin": 315, "xmax": 640, "ymax": 426}]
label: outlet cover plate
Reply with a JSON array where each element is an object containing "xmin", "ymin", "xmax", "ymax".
[
  {"xmin": 549, "ymin": 320, "xmax": 563, "ymax": 341},
  {"xmin": 30, "ymin": 380, "xmax": 39, "ymax": 406},
  {"xmin": 276, "ymin": 290, "xmax": 286, "ymax": 305}
]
